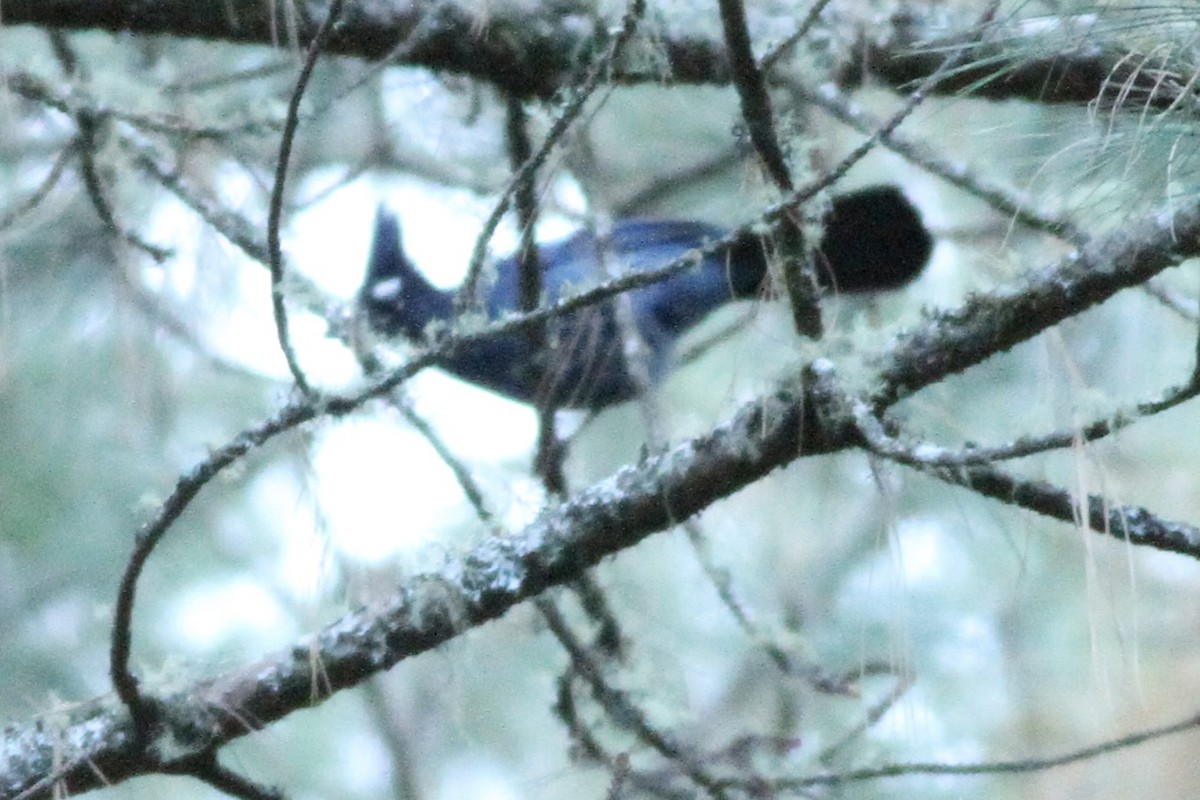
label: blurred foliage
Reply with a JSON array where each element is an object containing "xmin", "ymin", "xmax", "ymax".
[{"xmin": 5, "ymin": 2, "xmax": 1200, "ymax": 800}]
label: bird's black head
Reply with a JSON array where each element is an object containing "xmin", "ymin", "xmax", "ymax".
[{"xmin": 359, "ymin": 206, "xmax": 454, "ymax": 341}]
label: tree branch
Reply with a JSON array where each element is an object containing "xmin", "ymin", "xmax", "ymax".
[
  {"xmin": 11, "ymin": 184, "xmax": 1200, "ymax": 797},
  {"xmin": 4, "ymin": 1, "xmax": 1195, "ymax": 111},
  {"xmin": 2, "ymin": 377, "xmax": 839, "ymax": 799},
  {"xmin": 874, "ymin": 199, "xmax": 1200, "ymax": 407}
]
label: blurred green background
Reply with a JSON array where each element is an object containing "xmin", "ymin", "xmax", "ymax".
[{"xmin": 4, "ymin": 3, "xmax": 1200, "ymax": 798}]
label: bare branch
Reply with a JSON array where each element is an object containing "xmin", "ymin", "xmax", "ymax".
[{"xmin": 265, "ymin": 0, "xmax": 346, "ymax": 397}]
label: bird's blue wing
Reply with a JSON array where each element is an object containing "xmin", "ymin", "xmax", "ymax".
[{"xmin": 489, "ymin": 220, "xmax": 726, "ymax": 306}]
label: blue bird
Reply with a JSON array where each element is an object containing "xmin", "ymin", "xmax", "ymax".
[{"xmin": 360, "ymin": 185, "xmax": 932, "ymax": 409}]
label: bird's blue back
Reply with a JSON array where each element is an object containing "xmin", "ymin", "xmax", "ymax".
[
  {"xmin": 455, "ymin": 220, "xmax": 741, "ymax": 405},
  {"xmin": 481, "ymin": 220, "xmax": 727, "ymax": 304},
  {"xmin": 361, "ymin": 217, "xmax": 750, "ymax": 406}
]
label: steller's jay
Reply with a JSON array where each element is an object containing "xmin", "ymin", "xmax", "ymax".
[{"xmin": 360, "ymin": 184, "xmax": 932, "ymax": 409}]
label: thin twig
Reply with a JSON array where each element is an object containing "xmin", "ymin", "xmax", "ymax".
[
  {"xmin": 76, "ymin": 111, "xmax": 172, "ymax": 262},
  {"xmin": 845, "ymin": 371, "xmax": 1200, "ymax": 468},
  {"xmin": 394, "ymin": 397, "xmax": 496, "ymax": 526},
  {"xmin": 817, "ymin": 672, "xmax": 914, "ymax": 765},
  {"xmin": 681, "ymin": 519, "xmax": 855, "ymax": 693},
  {"xmin": 185, "ymin": 751, "xmax": 286, "ymax": 800},
  {"xmin": 754, "ymin": 709, "xmax": 1200, "ymax": 791},
  {"xmin": 717, "ymin": 0, "xmax": 793, "ymax": 191},
  {"xmin": 792, "ymin": 80, "xmax": 1081, "ymax": 242},
  {"xmin": 266, "ymin": 0, "xmax": 345, "ymax": 396},
  {"xmin": 717, "ymin": 0, "xmax": 822, "ymax": 338},
  {"xmin": 0, "ymin": 143, "xmax": 76, "ymax": 232},
  {"xmin": 759, "ymin": 0, "xmax": 835, "ymax": 74},
  {"xmin": 456, "ymin": 0, "xmax": 647, "ymax": 312},
  {"xmin": 537, "ymin": 597, "xmax": 728, "ymax": 799},
  {"xmin": 108, "ymin": 350, "xmax": 438, "ymax": 737}
]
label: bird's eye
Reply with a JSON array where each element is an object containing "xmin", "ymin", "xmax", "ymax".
[{"xmin": 369, "ymin": 277, "xmax": 403, "ymax": 301}]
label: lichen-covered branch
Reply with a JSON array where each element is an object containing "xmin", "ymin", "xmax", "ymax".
[
  {"xmin": 9, "ymin": 184, "xmax": 1200, "ymax": 797},
  {"xmin": 4, "ymin": 1, "xmax": 1195, "ymax": 110}
]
